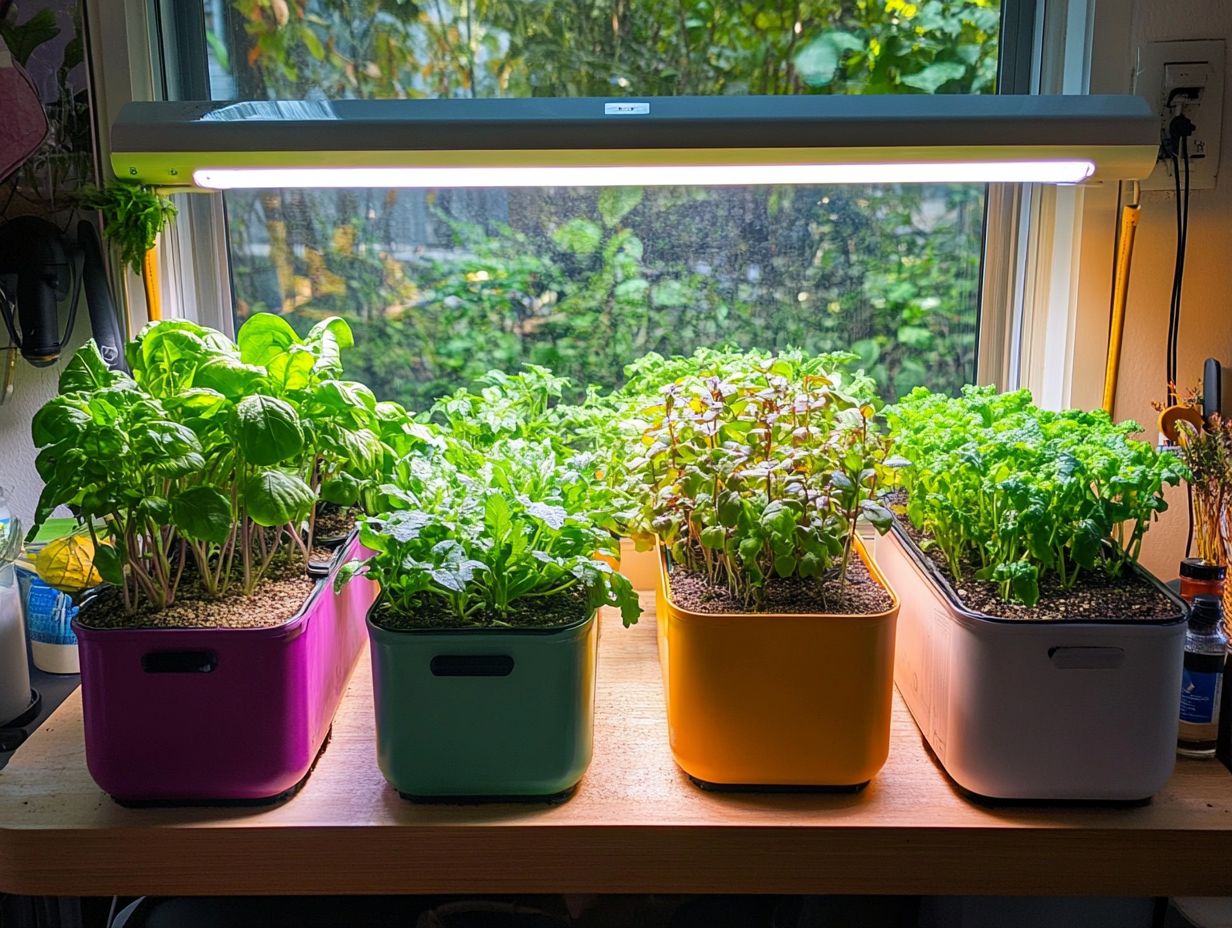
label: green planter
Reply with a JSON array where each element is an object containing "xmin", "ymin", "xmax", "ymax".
[{"xmin": 366, "ymin": 604, "xmax": 599, "ymax": 801}]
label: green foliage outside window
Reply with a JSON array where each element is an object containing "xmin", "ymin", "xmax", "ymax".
[{"xmin": 207, "ymin": 0, "xmax": 999, "ymax": 409}]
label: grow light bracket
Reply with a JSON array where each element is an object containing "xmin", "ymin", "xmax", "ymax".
[{"xmin": 111, "ymin": 95, "xmax": 1159, "ymax": 189}]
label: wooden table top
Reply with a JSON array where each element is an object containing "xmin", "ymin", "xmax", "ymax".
[{"xmin": 3, "ymin": 593, "xmax": 1232, "ymax": 897}]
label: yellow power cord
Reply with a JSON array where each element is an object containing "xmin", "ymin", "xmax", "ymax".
[{"xmin": 1102, "ymin": 183, "xmax": 1141, "ymax": 416}]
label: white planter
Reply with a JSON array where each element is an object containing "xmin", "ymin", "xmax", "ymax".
[{"xmin": 876, "ymin": 526, "xmax": 1187, "ymax": 801}]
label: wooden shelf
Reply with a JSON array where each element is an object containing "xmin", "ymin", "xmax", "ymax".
[{"xmin": 3, "ymin": 593, "xmax": 1232, "ymax": 897}]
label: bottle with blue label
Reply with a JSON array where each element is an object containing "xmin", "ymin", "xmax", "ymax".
[
  {"xmin": 0, "ymin": 489, "xmax": 33, "ymax": 725},
  {"xmin": 1179, "ymin": 595, "xmax": 1229, "ymax": 757}
]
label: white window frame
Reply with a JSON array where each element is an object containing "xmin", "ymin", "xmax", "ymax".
[
  {"xmin": 1011, "ymin": 0, "xmax": 1137, "ymax": 413},
  {"xmin": 87, "ymin": 0, "xmax": 1100, "ymax": 400},
  {"xmin": 85, "ymin": 0, "xmax": 232, "ymax": 337}
]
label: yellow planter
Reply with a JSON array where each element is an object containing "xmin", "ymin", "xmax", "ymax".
[
  {"xmin": 655, "ymin": 540, "xmax": 899, "ymax": 789},
  {"xmin": 619, "ymin": 537, "xmax": 661, "ymax": 591},
  {"xmin": 600, "ymin": 537, "xmax": 664, "ymax": 591}
]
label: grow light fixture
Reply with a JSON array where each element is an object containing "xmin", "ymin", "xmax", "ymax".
[
  {"xmin": 192, "ymin": 161, "xmax": 1097, "ymax": 189},
  {"xmin": 111, "ymin": 95, "xmax": 1158, "ymax": 190}
]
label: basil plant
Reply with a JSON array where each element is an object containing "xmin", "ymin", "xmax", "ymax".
[{"xmin": 28, "ymin": 313, "xmax": 408, "ymax": 613}]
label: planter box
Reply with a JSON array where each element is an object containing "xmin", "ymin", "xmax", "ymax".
[
  {"xmin": 74, "ymin": 535, "xmax": 376, "ymax": 805},
  {"xmin": 597, "ymin": 538, "xmax": 661, "ymax": 592},
  {"xmin": 876, "ymin": 525, "xmax": 1187, "ymax": 801},
  {"xmin": 655, "ymin": 540, "xmax": 899, "ymax": 789},
  {"xmin": 368, "ymin": 606, "xmax": 598, "ymax": 801},
  {"xmin": 618, "ymin": 537, "xmax": 660, "ymax": 591}
]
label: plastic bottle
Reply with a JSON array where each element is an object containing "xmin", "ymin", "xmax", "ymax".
[
  {"xmin": 1216, "ymin": 646, "xmax": 1232, "ymax": 771},
  {"xmin": 1179, "ymin": 558, "xmax": 1226, "ymax": 604},
  {"xmin": 0, "ymin": 489, "xmax": 32, "ymax": 726},
  {"xmin": 1179, "ymin": 595, "xmax": 1229, "ymax": 757}
]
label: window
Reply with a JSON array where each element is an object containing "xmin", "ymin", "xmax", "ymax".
[{"xmin": 181, "ymin": 0, "xmax": 1009, "ymax": 408}]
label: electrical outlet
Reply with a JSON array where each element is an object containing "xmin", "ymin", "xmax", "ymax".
[{"xmin": 1135, "ymin": 39, "xmax": 1225, "ymax": 191}]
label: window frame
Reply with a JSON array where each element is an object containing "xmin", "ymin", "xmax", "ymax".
[{"xmin": 89, "ymin": 0, "xmax": 1073, "ymax": 400}]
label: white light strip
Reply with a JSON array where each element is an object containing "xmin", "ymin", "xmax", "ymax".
[{"xmin": 193, "ymin": 160, "xmax": 1096, "ymax": 189}]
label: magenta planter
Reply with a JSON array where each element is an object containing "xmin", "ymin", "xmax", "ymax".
[{"xmin": 73, "ymin": 536, "xmax": 376, "ymax": 805}]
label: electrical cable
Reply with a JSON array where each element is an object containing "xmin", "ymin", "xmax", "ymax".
[
  {"xmin": 1181, "ymin": 137, "xmax": 1193, "ymax": 554},
  {"xmin": 1164, "ymin": 116, "xmax": 1196, "ymax": 554},
  {"xmin": 0, "ymin": 282, "xmax": 20, "ymax": 350},
  {"xmin": 1166, "ymin": 150, "xmax": 1180, "ymax": 402},
  {"xmin": 1164, "ymin": 113, "xmax": 1194, "ymax": 406}
]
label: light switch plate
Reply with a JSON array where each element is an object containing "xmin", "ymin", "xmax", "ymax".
[{"xmin": 1134, "ymin": 39, "xmax": 1225, "ymax": 191}]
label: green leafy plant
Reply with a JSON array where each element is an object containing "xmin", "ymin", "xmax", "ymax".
[
  {"xmin": 27, "ymin": 312, "xmax": 405, "ymax": 613},
  {"xmin": 609, "ymin": 347, "xmax": 878, "ymax": 552},
  {"xmin": 626, "ymin": 354, "xmax": 902, "ymax": 610},
  {"xmin": 214, "ymin": 0, "xmax": 996, "ymax": 413},
  {"xmin": 339, "ymin": 438, "xmax": 641, "ymax": 629},
  {"xmin": 430, "ymin": 364, "xmax": 576, "ymax": 451},
  {"xmin": 78, "ymin": 181, "xmax": 177, "ymax": 276},
  {"xmin": 79, "ymin": 180, "xmax": 179, "ymax": 319},
  {"xmin": 887, "ymin": 386, "xmax": 1185, "ymax": 606},
  {"xmin": 1169, "ymin": 410, "xmax": 1232, "ymax": 567},
  {"xmin": 28, "ymin": 343, "xmax": 204, "ymax": 611}
]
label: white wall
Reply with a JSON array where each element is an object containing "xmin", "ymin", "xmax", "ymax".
[
  {"xmin": 1097, "ymin": 0, "xmax": 1232, "ymax": 578},
  {"xmin": 0, "ymin": 316, "xmax": 90, "ymax": 530}
]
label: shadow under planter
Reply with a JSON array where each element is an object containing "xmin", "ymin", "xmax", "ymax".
[
  {"xmin": 655, "ymin": 540, "xmax": 899, "ymax": 790},
  {"xmin": 875, "ymin": 524, "xmax": 1187, "ymax": 802},
  {"xmin": 367, "ymin": 606, "xmax": 598, "ymax": 802},
  {"xmin": 74, "ymin": 535, "xmax": 377, "ymax": 806}
]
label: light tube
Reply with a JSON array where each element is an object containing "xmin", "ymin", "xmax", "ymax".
[{"xmin": 193, "ymin": 160, "xmax": 1096, "ymax": 190}]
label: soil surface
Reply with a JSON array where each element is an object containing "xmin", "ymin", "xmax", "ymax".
[
  {"xmin": 310, "ymin": 546, "xmax": 341, "ymax": 564},
  {"xmin": 313, "ymin": 504, "xmax": 357, "ymax": 543},
  {"xmin": 894, "ymin": 499, "xmax": 1180, "ymax": 622},
  {"xmin": 668, "ymin": 555, "xmax": 893, "ymax": 615},
  {"xmin": 372, "ymin": 588, "xmax": 591, "ymax": 631},
  {"xmin": 77, "ymin": 561, "xmax": 317, "ymax": 630}
]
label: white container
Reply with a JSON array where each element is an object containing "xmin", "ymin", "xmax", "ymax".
[
  {"xmin": 876, "ymin": 526, "xmax": 1187, "ymax": 801},
  {"xmin": 0, "ymin": 564, "xmax": 32, "ymax": 724},
  {"xmin": 18, "ymin": 569, "xmax": 79, "ymax": 674},
  {"xmin": 30, "ymin": 640, "xmax": 79, "ymax": 674}
]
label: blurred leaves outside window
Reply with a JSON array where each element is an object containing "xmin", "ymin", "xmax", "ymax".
[{"xmin": 203, "ymin": 0, "xmax": 1001, "ymax": 406}]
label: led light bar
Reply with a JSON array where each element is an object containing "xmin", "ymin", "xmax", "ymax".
[
  {"xmin": 111, "ymin": 95, "xmax": 1158, "ymax": 190},
  {"xmin": 193, "ymin": 160, "xmax": 1097, "ymax": 189}
]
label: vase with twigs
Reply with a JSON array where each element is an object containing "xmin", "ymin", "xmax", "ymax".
[{"xmin": 1171, "ymin": 410, "xmax": 1232, "ymax": 619}]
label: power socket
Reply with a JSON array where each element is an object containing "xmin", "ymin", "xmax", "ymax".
[{"xmin": 1135, "ymin": 39, "xmax": 1225, "ymax": 191}]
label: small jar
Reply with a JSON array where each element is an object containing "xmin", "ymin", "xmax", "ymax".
[{"xmin": 1180, "ymin": 558, "xmax": 1226, "ymax": 603}]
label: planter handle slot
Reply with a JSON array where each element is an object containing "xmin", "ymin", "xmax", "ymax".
[
  {"xmin": 430, "ymin": 655, "xmax": 514, "ymax": 677},
  {"xmin": 141, "ymin": 650, "xmax": 218, "ymax": 674},
  {"xmin": 1048, "ymin": 646, "xmax": 1126, "ymax": 670},
  {"xmin": 306, "ymin": 560, "xmax": 333, "ymax": 579}
]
